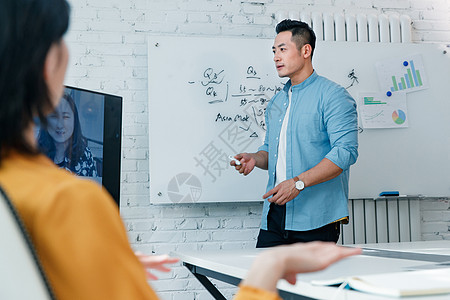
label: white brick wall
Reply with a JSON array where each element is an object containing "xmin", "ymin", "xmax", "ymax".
[
  {"xmin": 421, "ymin": 198, "xmax": 450, "ymax": 240},
  {"xmin": 65, "ymin": 0, "xmax": 450, "ymax": 299}
]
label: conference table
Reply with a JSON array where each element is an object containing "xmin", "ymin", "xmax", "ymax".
[{"xmin": 172, "ymin": 241, "xmax": 450, "ymax": 299}]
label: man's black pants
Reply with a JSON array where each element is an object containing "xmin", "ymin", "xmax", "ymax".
[{"xmin": 256, "ymin": 203, "xmax": 341, "ymax": 248}]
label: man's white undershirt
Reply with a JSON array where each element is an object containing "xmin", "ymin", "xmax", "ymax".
[{"xmin": 275, "ymin": 87, "xmax": 292, "ymax": 187}]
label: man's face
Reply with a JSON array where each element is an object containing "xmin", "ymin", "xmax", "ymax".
[{"xmin": 272, "ymin": 31, "xmax": 305, "ymax": 80}]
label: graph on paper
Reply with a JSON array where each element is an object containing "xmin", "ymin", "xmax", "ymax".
[
  {"xmin": 375, "ymin": 54, "xmax": 428, "ymax": 95},
  {"xmin": 392, "ymin": 109, "xmax": 406, "ymax": 125},
  {"xmin": 358, "ymin": 92, "xmax": 408, "ymax": 129},
  {"xmin": 390, "ymin": 60, "xmax": 423, "ymax": 92},
  {"xmin": 364, "ymin": 96, "xmax": 387, "ymax": 105}
]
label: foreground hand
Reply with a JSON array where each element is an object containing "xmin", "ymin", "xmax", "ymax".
[
  {"xmin": 263, "ymin": 178, "xmax": 299, "ymax": 205},
  {"xmin": 275, "ymin": 242, "xmax": 361, "ymax": 285},
  {"xmin": 230, "ymin": 153, "xmax": 256, "ymax": 176},
  {"xmin": 135, "ymin": 252, "xmax": 180, "ymax": 280},
  {"xmin": 242, "ymin": 242, "xmax": 362, "ymax": 292}
]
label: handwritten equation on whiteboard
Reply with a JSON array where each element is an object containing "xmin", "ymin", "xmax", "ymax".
[{"xmin": 187, "ymin": 65, "xmax": 284, "ymax": 183}]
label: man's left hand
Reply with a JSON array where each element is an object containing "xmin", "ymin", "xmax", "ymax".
[{"xmin": 262, "ymin": 178, "xmax": 300, "ymax": 205}]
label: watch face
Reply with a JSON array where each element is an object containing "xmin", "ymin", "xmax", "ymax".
[{"xmin": 295, "ymin": 180, "xmax": 305, "ymax": 190}]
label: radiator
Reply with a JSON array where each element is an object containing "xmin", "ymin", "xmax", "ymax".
[
  {"xmin": 275, "ymin": 11, "xmax": 412, "ymax": 43},
  {"xmin": 339, "ymin": 198, "xmax": 421, "ymax": 245}
]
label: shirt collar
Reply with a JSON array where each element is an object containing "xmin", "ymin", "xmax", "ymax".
[{"xmin": 284, "ymin": 70, "xmax": 318, "ymax": 92}]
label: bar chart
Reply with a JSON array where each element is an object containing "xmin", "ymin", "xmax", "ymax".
[
  {"xmin": 376, "ymin": 54, "xmax": 428, "ymax": 95},
  {"xmin": 390, "ymin": 60, "xmax": 423, "ymax": 92},
  {"xmin": 364, "ymin": 96, "xmax": 387, "ymax": 105}
]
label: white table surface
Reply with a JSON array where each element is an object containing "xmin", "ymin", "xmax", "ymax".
[
  {"xmin": 173, "ymin": 241, "xmax": 450, "ymax": 299},
  {"xmin": 354, "ymin": 240, "xmax": 450, "ymax": 255}
]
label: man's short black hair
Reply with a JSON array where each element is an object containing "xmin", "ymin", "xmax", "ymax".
[{"xmin": 276, "ymin": 19, "xmax": 316, "ymax": 58}]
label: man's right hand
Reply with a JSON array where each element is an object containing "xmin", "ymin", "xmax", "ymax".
[{"xmin": 230, "ymin": 153, "xmax": 256, "ymax": 176}]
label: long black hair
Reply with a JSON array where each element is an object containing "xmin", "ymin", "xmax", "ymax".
[
  {"xmin": 38, "ymin": 93, "xmax": 88, "ymax": 171},
  {"xmin": 0, "ymin": 0, "xmax": 70, "ymax": 163}
]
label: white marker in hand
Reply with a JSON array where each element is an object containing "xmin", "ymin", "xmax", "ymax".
[{"xmin": 229, "ymin": 155, "xmax": 241, "ymax": 166}]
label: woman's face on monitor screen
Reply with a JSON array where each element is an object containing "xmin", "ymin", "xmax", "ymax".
[{"xmin": 47, "ymin": 97, "xmax": 74, "ymax": 144}]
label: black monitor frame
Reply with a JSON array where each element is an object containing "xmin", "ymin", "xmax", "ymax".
[{"xmin": 65, "ymin": 86, "xmax": 123, "ymax": 206}]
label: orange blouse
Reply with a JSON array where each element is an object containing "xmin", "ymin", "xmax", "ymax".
[{"xmin": 0, "ymin": 152, "xmax": 280, "ymax": 300}]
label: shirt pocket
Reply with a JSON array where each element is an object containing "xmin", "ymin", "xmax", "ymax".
[{"xmin": 292, "ymin": 113, "xmax": 326, "ymax": 142}]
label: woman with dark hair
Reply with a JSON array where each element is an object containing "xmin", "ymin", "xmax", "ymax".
[
  {"xmin": 38, "ymin": 93, "xmax": 97, "ymax": 176},
  {"xmin": 0, "ymin": 0, "xmax": 161, "ymax": 299},
  {"xmin": 0, "ymin": 0, "xmax": 360, "ymax": 299}
]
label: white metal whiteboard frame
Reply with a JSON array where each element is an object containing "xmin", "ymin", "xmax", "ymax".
[{"xmin": 148, "ymin": 36, "xmax": 450, "ymax": 202}]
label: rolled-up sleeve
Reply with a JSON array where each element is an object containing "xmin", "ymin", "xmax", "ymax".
[{"xmin": 324, "ymin": 88, "xmax": 358, "ymax": 170}]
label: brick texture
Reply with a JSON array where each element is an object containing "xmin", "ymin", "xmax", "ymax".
[{"xmin": 65, "ymin": 0, "xmax": 450, "ymax": 298}]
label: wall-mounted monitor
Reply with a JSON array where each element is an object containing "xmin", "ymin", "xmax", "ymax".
[{"xmin": 36, "ymin": 86, "xmax": 123, "ymax": 206}]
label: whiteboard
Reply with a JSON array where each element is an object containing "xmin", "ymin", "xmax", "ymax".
[
  {"xmin": 148, "ymin": 36, "xmax": 450, "ymax": 203},
  {"xmin": 317, "ymin": 42, "xmax": 450, "ymax": 199}
]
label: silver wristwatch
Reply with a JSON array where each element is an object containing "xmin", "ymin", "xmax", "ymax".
[{"xmin": 293, "ymin": 176, "xmax": 305, "ymax": 191}]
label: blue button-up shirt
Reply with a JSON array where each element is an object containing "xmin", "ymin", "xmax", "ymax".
[{"xmin": 258, "ymin": 71, "xmax": 358, "ymax": 231}]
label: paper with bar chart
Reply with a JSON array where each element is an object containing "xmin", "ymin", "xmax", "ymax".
[
  {"xmin": 358, "ymin": 92, "xmax": 408, "ymax": 128},
  {"xmin": 375, "ymin": 54, "xmax": 428, "ymax": 95}
]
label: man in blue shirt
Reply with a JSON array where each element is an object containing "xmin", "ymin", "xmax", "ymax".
[{"xmin": 231, "ymin": 19, "xmax": 358, "ymax": 247}]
